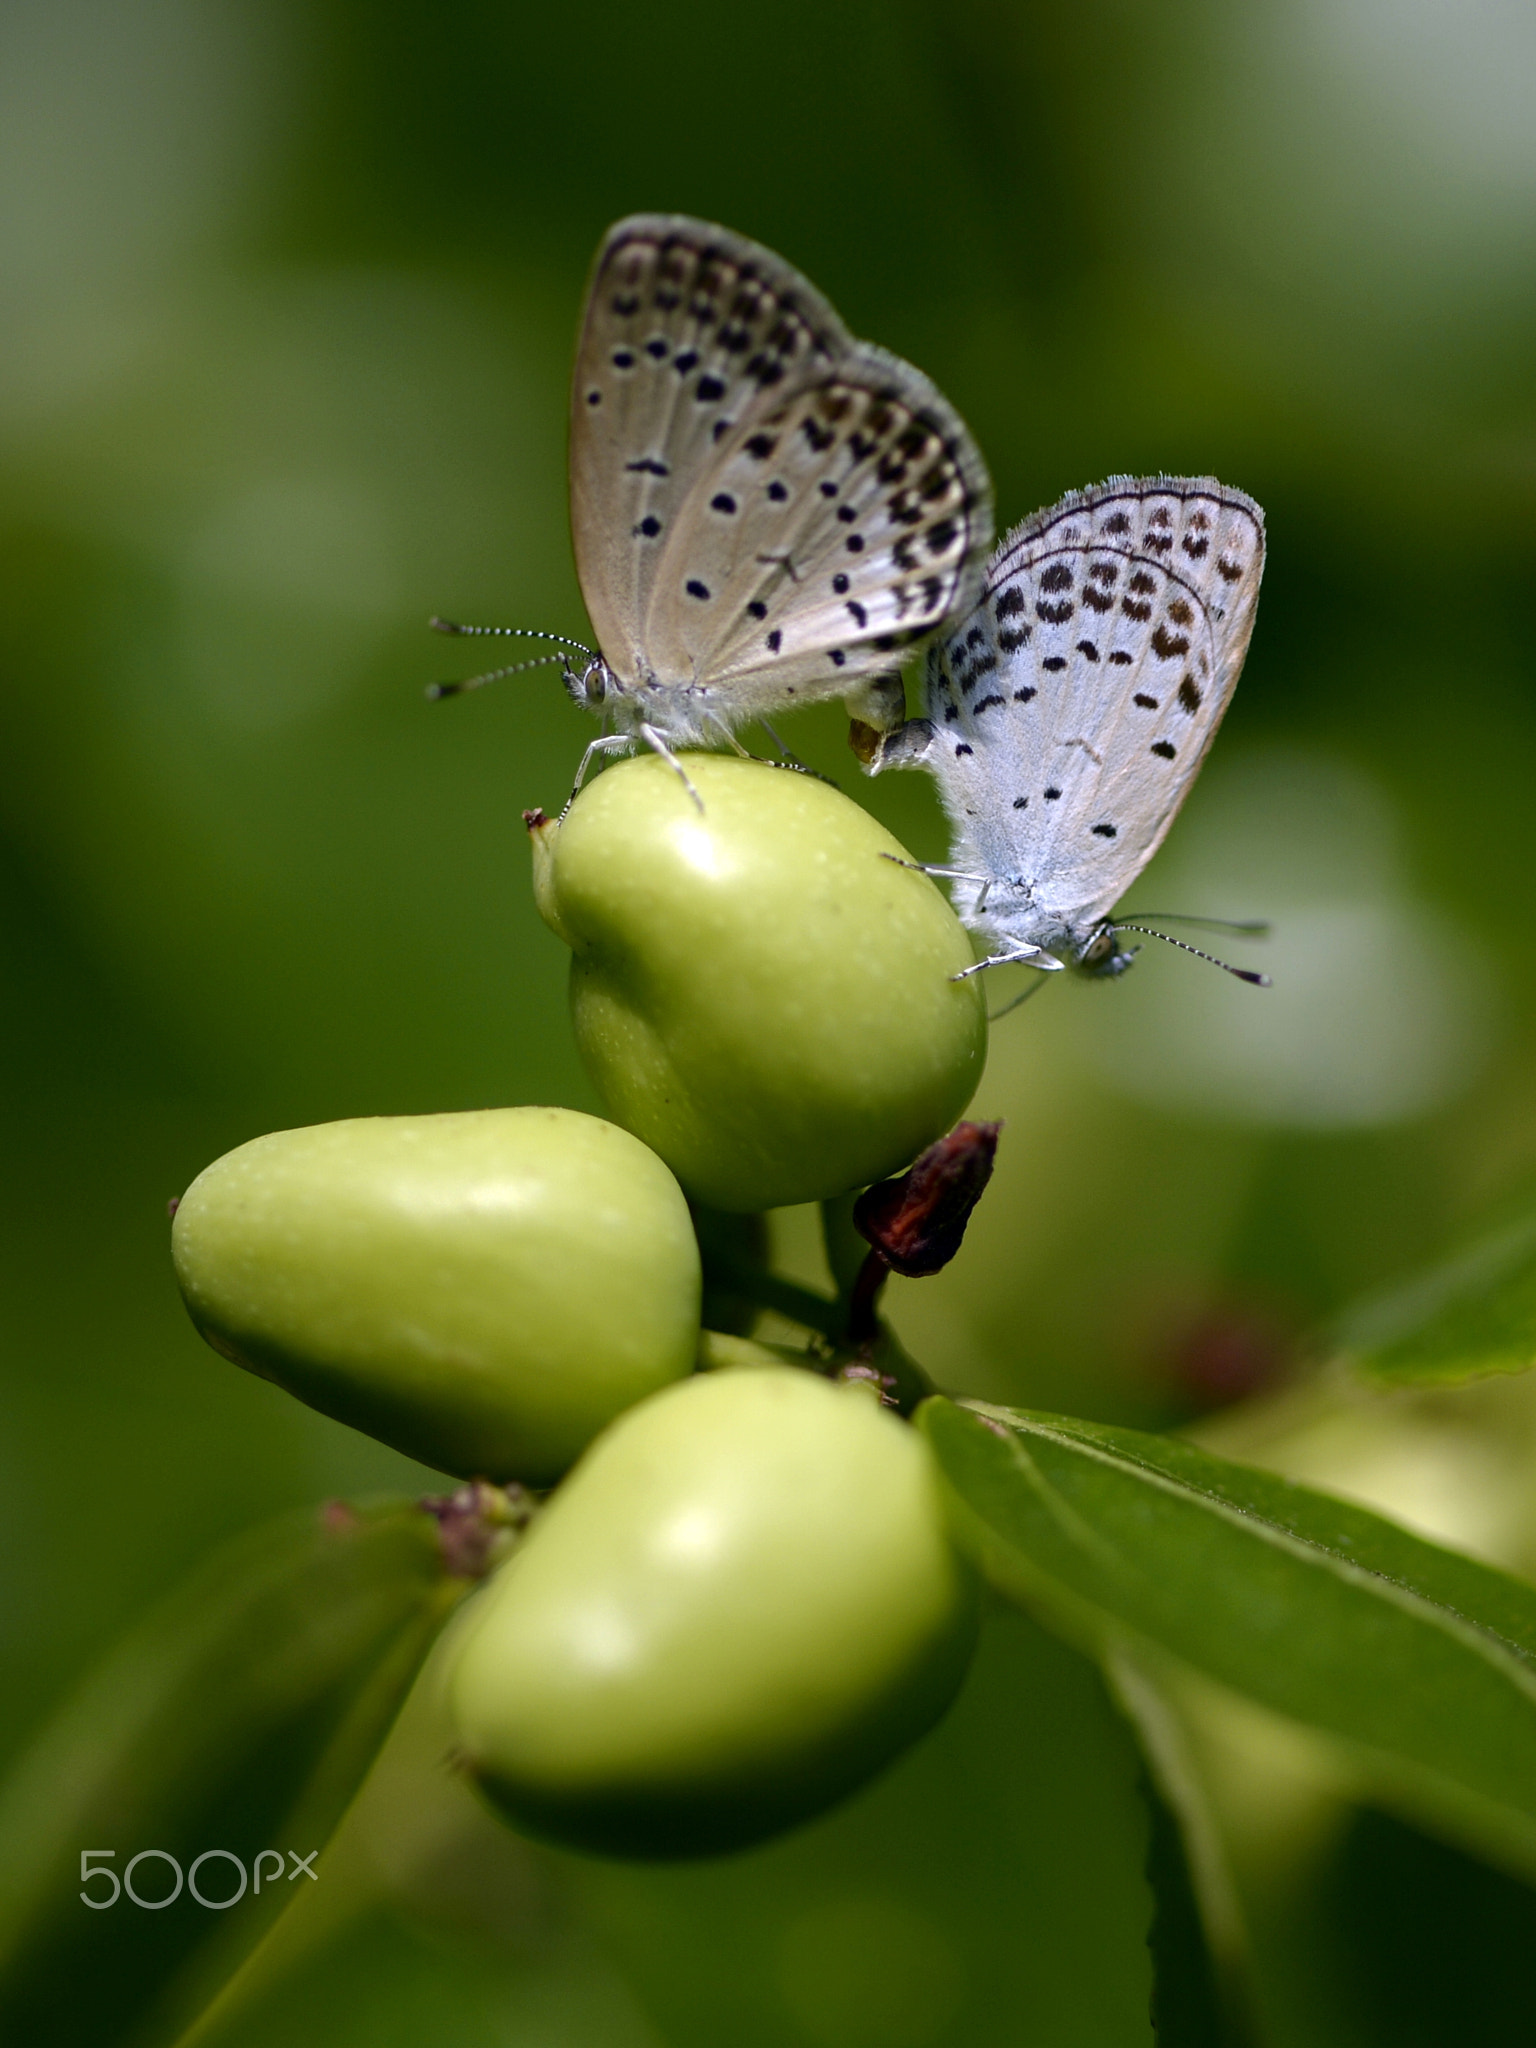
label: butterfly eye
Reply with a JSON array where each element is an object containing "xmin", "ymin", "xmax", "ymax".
[{"xmin": 582, "ymin": 662, "xmax": 612, "ymax": 706}]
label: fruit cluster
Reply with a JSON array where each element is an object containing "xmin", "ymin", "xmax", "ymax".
[{"xmin": 173, "ymin": 751, "xmax": 989, "ymax": 1857}]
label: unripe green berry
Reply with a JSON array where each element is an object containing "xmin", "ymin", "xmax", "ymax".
[
  {"xmin": 172, "ymin": 1107, "xmax": 700, "ymax": 1483},
  {"xmin": 531, "ymin": 754, "xmax": 986, "ymax": 1211},
  {"xmin": 448, "ymin": 1366, "xmax": 977, "ymax": 1858}
]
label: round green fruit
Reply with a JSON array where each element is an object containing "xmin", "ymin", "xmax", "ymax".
[
  {"xmin": 172, "ymin": 1107, "xmax": 700, "ymax": 1483},
  {"xmin": 448, "ymin": 1366, "xmax": 977, "ymax": 1858},
  {"xmin": 530, "ymin": 753, "xmax": 986, "ymax": 1211}
]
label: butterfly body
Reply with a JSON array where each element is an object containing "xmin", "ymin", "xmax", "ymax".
[
  {"xmin": 566, "ymin": 216, "xmax": 994, "ymax": 752},
  {"xmin": 870, "ymin": 477, "xmax": 1265, "ymax": 977}
]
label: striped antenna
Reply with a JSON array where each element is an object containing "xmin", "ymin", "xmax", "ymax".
[
  {"xmin": 1111, "ymin": 924, "xmax": 1270, "ymax": 985},
  {"xmin": 426, "ymin": 620, "xmax": 597, "ymax": 702}
]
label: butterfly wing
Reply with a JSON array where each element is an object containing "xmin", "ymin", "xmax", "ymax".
[
  {"xmin": 570, "ymin": 216, "xmax": 993, "ymax": 724},
  {"xmin": 922, "ymin": 478, "xmax": 1264, "ymax": 938}
]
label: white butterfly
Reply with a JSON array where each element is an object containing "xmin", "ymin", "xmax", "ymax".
[
  {"xmin": 437, "ymin": 216, "xmax": 993, "ymax": 782},
  {"xmin": 865, "ymin": 477, "xmax": 1266, "ymax": 981}
]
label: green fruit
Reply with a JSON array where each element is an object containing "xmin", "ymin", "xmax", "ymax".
[
  {"xmin": 530, "ymin": 753, "xmax": 986, "ymax": 1211},
  {"xmin": 172, "ymin": 1107, "xmax": 700, "ymax": 1482},
  {"xmin": 448, "ymin": 1367, "xmax": 978, "ymax": 1858}
]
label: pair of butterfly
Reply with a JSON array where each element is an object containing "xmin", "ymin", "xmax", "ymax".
[{"xmin": 436, "ymin": 214, "xmax": 1268, "ymax": 992}]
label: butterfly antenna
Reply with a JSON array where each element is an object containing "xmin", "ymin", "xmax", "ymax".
[
  {"xmin": 426, "ymin": 650, "xmax": 573, "ymax": 701},
  {"xmin": 426, "ymin": 622, "xmax": 599, "ymax": 702},
  {"xmin": 1112, "ymin": 924, "xmax": 1270, "ymax": 986},
  {"xmin": 430, "ymin": 619, "xmax": 595, "ymax": 655},
  {"xmin": 1118, "ymin": 911, "xmax": 1271, "ymax": 938}
]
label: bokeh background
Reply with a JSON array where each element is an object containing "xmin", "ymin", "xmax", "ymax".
[{"xmin": 4, "ymin": 1, "xmax": 1536, "ymax": 2041}]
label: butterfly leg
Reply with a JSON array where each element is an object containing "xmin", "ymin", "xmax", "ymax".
[
  {"xmin": 988, "ymin": 976, "xmax": 1053, "ymax": 1022},
  {"xmin": 750, "ymin": 719, "xmax": 845, "ymax": 788},
  {"xmin": 700, "ymin": 709, "xmax": 754, "ymax": 760},
  {"xmin": 562, "ymin": 732, "xmax": 633, "ymax": 815},
  {"xmin": 697, "ymin": 708, "xmax": 824, "ymax": 784},
  {"xmin": 639, "ymin": 723, "xmax": 705, "ymax": 811},
  {"xmin": 880, "ymin": 854, "xmax": 993, "ymax": 886},
  {"xmin": 950, "ymin": 947, "xmax": 1063, "ymax": 982}
]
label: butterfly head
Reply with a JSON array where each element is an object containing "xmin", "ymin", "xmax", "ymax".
[
  {"xmin": 564, "ymin": 655, "xmax": 621, "ymax": 717},
  {"xmin": 1074, "ymin": 923, "xmax": 1139, "ymax": 979}
]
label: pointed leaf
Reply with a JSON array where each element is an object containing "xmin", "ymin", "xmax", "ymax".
[
  {"xmin": 0, "ymin": 1500, "xmax": 472, "ymax": 2048},
  {"xmin": 919, "ymin": 1398, "xmax": 1536, "ymax": 1878},
  {"xmin": 1335, "ymin": 1209, "xmax": 1536, "ymax": 1385}
]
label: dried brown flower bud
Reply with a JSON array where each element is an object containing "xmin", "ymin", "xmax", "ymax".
[{"xmin": 853, "ymin": 1122, "xmax": 1002, "ymax": 1279}]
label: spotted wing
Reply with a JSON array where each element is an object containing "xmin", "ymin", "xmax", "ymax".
[
  {"xmin": 922, "ymin": 478, "xmax": 1265, "ymax": 928},
  {"xmin": 570, "ymin": 215, "xmax": 993, "ymax": 720}
]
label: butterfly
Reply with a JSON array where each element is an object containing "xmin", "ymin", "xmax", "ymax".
[
  {"xmin": 434, "ymin": 215, "xmax": 993, "ymax": 785},
  {"xmin": 861, "ymin": 477, "xmax": 1267, "ymax": 983}
]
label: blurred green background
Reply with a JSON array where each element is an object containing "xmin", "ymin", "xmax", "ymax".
[{"xmin": 4, "ymin": 0, "xmax": 1536, "ymax": 2040}]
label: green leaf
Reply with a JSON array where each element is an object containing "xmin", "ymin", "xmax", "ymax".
[
  {"xmin": 1141, "ymin": 1762, "xmax": 1227, "ymax": 2048},
  {"xmin": 919, "ymin": 1398, "xmax": 1536, "ymax": 1880},
  {"xmin": 1335, "ymin": 1207, "xmax": 1536, "ymax": 1385},
  {"xmin": 0, "ymin": 1499, "xmax": 471, "ymax": 2048},
  {"xmin": 1106, "ymin": 1653, "xmax": 1260, "ymax": 2048}
]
